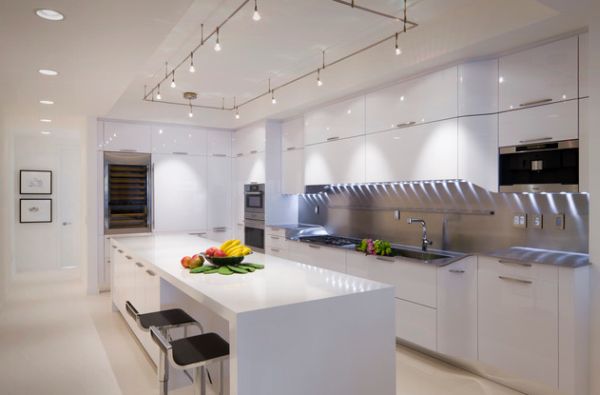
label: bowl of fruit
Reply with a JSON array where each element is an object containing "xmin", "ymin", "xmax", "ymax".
[{"xmin": 203, "ymin": 240, "xmax": 253, "ymax": 266}]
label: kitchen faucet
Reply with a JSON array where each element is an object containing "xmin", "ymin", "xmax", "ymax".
[{"xmin": 407, "ymin": 218, "xmax": 433, "ymax": 251}]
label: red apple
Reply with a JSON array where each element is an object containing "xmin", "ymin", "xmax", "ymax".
[
  {"xmin": 205, "ymin": 247, "xmax": 217, "ymax": 257},
  {"xmin": 180, "ymin": 256, "xmax": 192, "ymax": 268},
  {"xmin": 214, "ymin": 249, "xmax": 227, "ymax": 258}
]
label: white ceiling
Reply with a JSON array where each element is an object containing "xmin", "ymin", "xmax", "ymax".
[{"xmin": 0, "ymin": 0, "xmax": 591, "ymax": 137}]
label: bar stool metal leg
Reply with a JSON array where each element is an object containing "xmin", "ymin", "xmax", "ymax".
[
  {"xmin": 159, "ymin": 328, "xmax": 169, "ymax": 395},
  {"xmin": 219, "ymin": 360, "xmax": 224, "ymax": 395}
]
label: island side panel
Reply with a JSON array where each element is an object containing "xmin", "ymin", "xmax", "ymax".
[{"xmin": 233, "ymin": 287, "xmax": 396, "ymax": 395}]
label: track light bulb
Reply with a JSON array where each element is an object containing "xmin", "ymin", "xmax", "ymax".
[
  {"xmin": 317, "ymin": 70, "xmax": 323, "ymax": 87},
  {"xmin": 188, "ymin": 111, "xmax": 193, "ymax": 118},
  {"xmin": 395, "ymin": 46, "xmax": 402, "ymax": 56},
  {"xmin": 235, "ymin": 108, "xmax": 240, "ymax": 119},
  {"xmin": 271, "ymin": 91, "xmax": 277, "ymax": 105},
  {"xmin": 156, "ymin": 92, "xmax": 161, "ymax": 100},
  {"xmin": 214, "ymin": 28, "xmax": 222, "ymax": 52},
  {"xmin": 189, "ymin": 54, "xmax": 195, "ymax": 73},
  {"xmin": 170, "ymin": 72, "xmax": 176, "ymax": 88},
  {"xmin": 253, "ymin": 1, "xmax": 261, "ymax": 21}
]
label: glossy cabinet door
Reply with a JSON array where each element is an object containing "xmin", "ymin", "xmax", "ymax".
[
  {"xmin": 206, "ymin": 129, "xmax": 232, "ymax": 157},
  {"xmin": 458, "ymin": 59, "xmax": 498, "ymax": 116},
  {"xmin": 151, "ymin": 125, "xmax": 207, "ymax": 155},
  {"xmin": 103, "ymin": 121, "xmax": 152, "ymax": 153},
  {"xmin": 579, "ymin": 33, "xmax": 589, "ymax": 98},
  {"xmin": 233, "ymin": 124, "xmax": 266, "ymax": 156},
  {"xmin": 281, "ymin": 117, "xmax": 304, "ymax": 151},
  {"xmin": 365, "ymin": 119, "xmax": 458, "ymax": 183},
  {"xmin": 153, "ymin": 154, "xmax": 208, "ymax": 232},
  {"xmin": 458, "ymin": 114, "xmax": 498, "ymax": 192},
  {"xmin": 304, "ymin": 96, "xmax": 365, "ymax": 145},
  {"xmin": 498, "ymin": 100, "xmax": 578, "ymax": 147},
  {"xmin": 207, "ymin": 155, "xmax": 232, "ymax": 237},
  {"xmin": 282, "ymin": 148, "xmax": 304, "ymax": 194},
  {"xmin": 437, "ymin": 257, "xmax": 478, "ymax": 361},
  {"xmin": 304, "ymin": 136, "xmax": 365, "ymax": 185},
  {"xmin": 365, "ymin": 66, "xmax": 457, "ymax": 134},
  {"xmin": 395, "ymin": 298, "xmax": 437, "ymax": 350},
  {"xmin": 499, "ymin": 36, "xmax": 578, "ymax": 111},
  {"xmin": 478, "ymin": 256, "xmax": 559, "ymax": 389},
  {"xmin": 579, "ymin": 98, "xmax": 589, "ymax": 193}
]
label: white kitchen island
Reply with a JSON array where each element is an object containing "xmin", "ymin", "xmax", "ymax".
[{"xmin": 110, "ymin": 233, "xmax": 395, "ymax": 395}]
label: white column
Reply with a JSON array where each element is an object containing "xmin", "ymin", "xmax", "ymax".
[
  {"xmin": 588, "ymin": 2, "xmax": 600, "ymax": 393},
  {"xmin": 85, "ymin": 117, "xmax": 100, "ymax": 294}
]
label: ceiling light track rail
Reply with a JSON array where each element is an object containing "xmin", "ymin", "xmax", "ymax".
[{"xmin": 330, "ymin": 0, "xmax": 416, "ymax": 25}]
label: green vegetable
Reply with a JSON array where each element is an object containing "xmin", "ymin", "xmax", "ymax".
[
  {"xmin": 356, "ymin": 239, "xmax": 368, "ymax": 253},
  {"xmin": 218, "ymin": 266, "xmax": 234, "ymax": 275},
  {"xmin": 243, "ymin": 263, "xmax": 264, "ymax": 269},
  {"xmin": 203, "ymin": 267, "xmax": 221, "ymax": 274},
  {"xmin": 228, "ymin": 265, "xmax": 248, "ymax": 274},
  {"xmin": 191, "ymin": 265, "xmax": 217, "ymax": 273},
  {"xmin": 373, "ymin": 240, "xmax": 392, "ymax": 256}
]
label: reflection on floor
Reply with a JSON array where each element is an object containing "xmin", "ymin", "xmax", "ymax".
[{"xmin": 0, "ymin": 270, "xmax": 522, "ymax": 395}]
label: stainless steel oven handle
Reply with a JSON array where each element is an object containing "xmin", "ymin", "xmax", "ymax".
[
  {"xmin": 449, "ymin": 269, "xmax": 465, "ymax": 274},
  {"xmin": 245, "ymin": 192, "xmax": 263, "ymax": 196},
  {"xmin": 519, "ymin": 137, "xmax": 553, "ymax": 144}
]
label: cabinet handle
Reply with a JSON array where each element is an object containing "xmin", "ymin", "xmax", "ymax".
[
  {"xmin": 396, "ymin": 121, "xmax": 416, "ymax": 128},
  {"xmin": 286, "ymin": 146, "xmax": 296, "ymax": 151},
  {"xmin": 249, "ymin": 150, "xmax": 258, "ymax": 154},
  {"xmin": 271, "ymin": 248, "xmax": 280, "ymax": 253},
  {"xmin": 308, "ymin": 244, "xmax": 321, "ymax": 249},
  {"xmin": 146, "ymin": 269, "xmax": 156, "ymax": 276},
  {"xmin": 449, "ymin": 269, "xmax": 465, "ymax": 274},
  {"xmin": 213, "ymin": 227, "xmax": 227, "ymax": 232},
  {"xmin": 375, "ymin": 256, "xmax": 395, "ymax": 263},
  {"xmin": 519, "ymin": 98, "xmax": 553, "ymax": 107},
  {"xmin": 236, "ymin": 153, "xmax": 243, "ymax": 157},
  {"xmin": 237, "ymin": 222, "xmax": 245, "ymax": 226},
  {"xmin": 112, "ymin": 245, "xmax": 117, "ymax": 249},
  {"xmin": 118, "ymin": 249, "xmax": 124, "ymax": 253},
  {"xmin": 518, "ymin": 137, "xmax": 553, "ymax": 144},
  {"xmin": 135, "ymin": 262, "xmax": 144, "ymax": 268},
  {"xmin": 326, "ymin": 136, "xmax": 340, "ymax": 141},
  {"xmin": 125, "ymin": 255, "xmax": 132, "ymax": 260},
  {"xmin": 172, "ymin": 151, "xmax": 188, "ymax": 155},
  {"xmin": 499, "ymin": 259, "xmax": 532, "ymax": 268},
  {"xmin": 212, "ymin": 153, "xmax": 227, "ymax": 157},
  {"xmin": 270, "ymin": 235, "xmax": 280, "ymax": 240},
  {"xmin": 498, "ymin": 275, "xmax": 532, "ymax": 285}
]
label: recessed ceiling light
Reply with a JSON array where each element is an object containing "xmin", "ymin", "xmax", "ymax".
[
  {"xmin": 40, "ymin": 119, "xmax": 52, "ymax": 123},
  {"xmin": 41, "ymin": 131, "xmax": 51, "ymax": 135},
  {"xmin": 36, "ymin": 9, "xmax": 64, "ymax": 21},
  {"xmin": 39, "ymin": 69, "xmax": 58, "ymax": 76},
  {"xmin": 39, "ymin": 100, "xmax": 54, "ymax": 105}
]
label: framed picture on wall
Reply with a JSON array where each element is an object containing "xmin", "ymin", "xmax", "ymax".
[
  {"xmin": 19, "ymin": 199, "xmax": 52, "ymax": 223},
  {"xmin": 20, "ymin": 170, "xmax": 52, "ymax": 194}
]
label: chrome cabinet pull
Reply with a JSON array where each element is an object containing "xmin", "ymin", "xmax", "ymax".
[
  {"xmin": 135, "ymin": 262, "xmax": 144, "ymax": 268},
  {"xmin": 118, "ymin": 249, "xmax": 124, "ymax": 253},
  {"xmin": 326, "ymin": 136, "xmax": 340, "ymax": 141},
  {"xmin": 396, "ymin": 121, "xmax": 416, "ymax": 128},
  {"xmin": 308, "ymin": 244, "xmax": 321, "ymax": 249},
  {"xmin": 112, "ymin": 245, "xmax": 117, "ymax": 249},
  {"xmin": 212, "ymin": 153, "xmax": 227, "ymax": 157},
  {"xmin": 213, "ymin": 227, "xmax": 227, "ymax": 232},
  {"xmin": 172, "ymin": 151, "xmax": 188, "ymax": 155},
  {"xmin": 236, "ymin": 153, "xmax": 243, "ymax": 157},
  {"xmin": 271, "ymin": 248, "xmax": 280, "ymax": 253},
  {"xmin": 519, "ymin": 137, "xmax": 553, "ymax": 144},
  {"xmin": 498, "ymin": 275, "xmax": 532, "ymax": 285},
  {"xmin": 270, "ymin": 235, "xmax": 280, "ymax": 240},
  {"xmin": 519, "ymin": 98, "xmax": 553, "ymax": 107},
  {"xmin": 449, "ymin": 269, "xmax": 465, "ymax": 274},
  {"xmin": 286, "ymin": 146, "xmax": 296, "ymax": 151},
  {"xmin": 146, "ymin": 269, "xmax": 156, "ymax": 276},
  {"xmin": 499, "ymin": 259, "xmax": 532, "ymax": 268},
  {"xmin": 376, "ymin": 256, "xmax": 395, "ymax": 263},
  {"xmin": 125, "ymin": 255, "xmax": 132, "ymax": 260},
  {"xmin": 249, "ymin": 150, "xmax": 258, "ymax": 154}
]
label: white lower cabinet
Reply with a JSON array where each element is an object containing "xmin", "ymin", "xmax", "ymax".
[
  {"xmin": 265, "ymin": 234, "xmax": 288, "ymax": 258},
  {"xmin": 301, "ymin": 243, "xmax": 346, "ymax": 273},
  {"xmin": 478, "ymin": 256, "xmax": 558, "ymax": 389},
  {"xmin": 437, "ymin": 257, "xmax": 478, "ymax": 360},
  {"xmin": 365, "ymin": 119, "xmax": 458, "ymax": 182},
  {"xmin": 304, "ymin": 136, "xmax": 365, "ymax": 185},
  {"xmin": 395, "ymin": 298, "xmax": 437, "ymax": 351}
]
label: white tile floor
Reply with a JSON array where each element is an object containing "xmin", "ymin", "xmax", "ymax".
[{"xmin": 0, "ymin": 270, "xmax": 522, "ymax": 395}]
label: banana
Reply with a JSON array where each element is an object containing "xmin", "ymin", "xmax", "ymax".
[
  {"xmin": 220, "ymin": 239, "xmax": 240, "ymax": 251},
  {"xmin": 228, "ymin": 246, "xmax": 244, "ymax": 257},
  {"xmin": 242, "ymin": 247, "xmax": 252, "ymax": 255}
]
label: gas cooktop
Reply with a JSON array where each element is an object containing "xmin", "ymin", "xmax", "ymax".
[{"xmin": 298, "ymin": 235, "xmax": 360, "ymax": 247}]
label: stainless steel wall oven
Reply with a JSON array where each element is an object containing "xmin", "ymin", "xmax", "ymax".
[{"xmin": 244, "ymin": 183, "xmax": 265, "ymax": 252}]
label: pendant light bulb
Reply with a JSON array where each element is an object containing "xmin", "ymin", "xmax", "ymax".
[
  {"xmin": 156, "ymin": 85, "xmax": 162, "ymax": 100},
  {"xmin": 395, "ymin": 33, "xmax": 402, "ymax": 56},
  {"xmin": 189, "ymin": 53, "xmax": 195, "ymax": 73},
  {"xmin": 252, "ymin": 0, "xmax": 261, "ymax": 21},
  {"xmin": 271, "ymin": 90, "xmax": 277, "ymax": 105},
  {"xmin": 188, "ymin": 105, "xmax": 194, "ymax": 118},
  {"xmin": 214, "ymin": 28, "xmax": 222, "ymax": 52},
  {"xmin": 170, "ymin": 72, "xmax": 176, "ymax": 88},
  {"xmin": 317, "ymin": 69, "xmax": 323, "ymax": 87},
  {"xmin": 235, "ymin": 108, "xmax": 240, "ymax": 119}
]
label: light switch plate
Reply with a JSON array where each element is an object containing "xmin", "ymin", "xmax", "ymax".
[
  {"xmin": 532, "ymin": 214, "xmax": 543, "ymax": 229},
  {"xmin": 512, "ymin": 213, "xmax": 527, "ymax": 229},
  {"xmin": 553, "ymin": 213, "xmax": 565, "ymax": 230}
]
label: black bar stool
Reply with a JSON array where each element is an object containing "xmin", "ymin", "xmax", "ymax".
[
  {"xmin": 126, "ymin": 301, "xmax": 202, "ymax": 395},
  {"xmin": 150, "ymin": 326, "xmax": 230, "ymax": 395}
]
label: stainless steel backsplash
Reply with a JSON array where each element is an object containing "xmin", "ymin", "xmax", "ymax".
[{"xmin": 298, "ymin": 181, "xmax": 589, "ymax": 254}]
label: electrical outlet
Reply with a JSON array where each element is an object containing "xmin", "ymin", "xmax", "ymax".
[
  {"xmin": 512, "ymin": 213, "xmax": 527, "ymax": 229},
  {"xmin": 532, "ymin": 214, "xmax": 543, "ymax": 229},
  {"xmin": 553, "ymin": 213, "xmax": 565, "ymax": 230},
  {"xmin": 394, "ymin": 210, "xmax": 401, "ymax": 220}
]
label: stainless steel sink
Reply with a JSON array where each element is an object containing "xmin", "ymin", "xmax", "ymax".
[{"xmin": 391, "ymin": 248, "xmax": 452, "ymax": 261}]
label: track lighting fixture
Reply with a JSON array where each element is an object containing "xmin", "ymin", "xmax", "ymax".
[
  {"xmin": 214, "ymin": 27, "xmax": 222, "ymax": 52},
  {"xmin": 170, "ymin": 72, "xmax": 176, "ymax": 88},
  {"xmin": 317, "ymin": 69, "xmax": 323, "ymax": 87},
  {"xmin": 271, "ymin": 90, "xmax": 277, "ymax": 104},
  {"xmin": 395, "ymin": 33, "xmax": 401, "ymax": 55},
  {"xmin": 189, "ymin": 53, "xmax": 195, "ymax": 73},
  {"xmin": 156, "ymin": 84, "xmax": 162, "ymax": 100},
  {"xmin": 252, "ymin": 0, "xmax": 261, "ymax": 21}
]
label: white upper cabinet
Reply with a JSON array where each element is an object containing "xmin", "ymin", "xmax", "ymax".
[
  {"xmin": 499, "ymin": 99, "xmax": 578, "ymax": 147},
  {"xmin": 499, "ymin": 36, "xmax": 578, "ymax": 111},
  {"xmin": 206, "ymin": 129, "xmax": 232, "ymax": 157},
  {"xmin": 304, "ymin": 96, "xmax": 365, "ymax": 145},
  {"xmin": 281, "ymin": 117, "xmax": 304, "ymax": 151},
  {"xmin": 103, "ymin": 121, "xmax": 152, "ymax": 153},
  {"xmin": 458, "ymin": 59, "xmax": 499, "ymax": 116},
  {"xmin": 365, "ymin": 66, "xmax": 458, "ymax": 134},
  {"xmin": 153, "ymin": 154, "xmax": 208, "ymax": 232},
  {"xmin": 233, "ymin": 124, "xmax": 266, "ymax": 156},
  {"xmin": 579, "ymin": 33, "xmax": 589, "ymax": 98},
  {"xmin": 304, "ymin": 136, "xmax": 365, "ymax": 185},
  {"xmin": 458, "ymin": 114, "xmax": 499, "ymax": 192},
  {"xmin": 365, "ymin": 119, "xmax": 458, "ymax": 182},
  {"xmin": 282, "ymin": 149, "xmax": 305, "ymax": 194},
  {"xmin": 151, "ymin": 125, "xmax": 207, "ymax": 155}
]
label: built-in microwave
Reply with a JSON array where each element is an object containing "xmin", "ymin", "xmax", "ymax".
[{"xmin": 499, "ymin": 139, "xmax": 579, "ymax": 193}]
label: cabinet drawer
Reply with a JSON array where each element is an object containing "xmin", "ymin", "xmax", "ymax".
[
  {"xmin": 499, "ymin": 100, "xmax": 578, "ymax": 147},
  {"xmin": 479, "ymin": 255, "xmax": 557, "ymax": 282},
  {"xmin": 301, "ymin": 243, "xmax": 346, "ymax": 273},
  {"xmin": 265, "ymin": 235, "xmax": 287, "ymax": 255},
  {"xmin": 266, "ymin": 226, "xmax": 287, "ymax": 238},
  {"xmin": 395, "ymin": 298, "xmax": 437, "ymax": 351}
]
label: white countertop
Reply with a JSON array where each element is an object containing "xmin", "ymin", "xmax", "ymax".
[{"xmin": 112, "ymin": 233, "xmax": 391, "ymax": 320}]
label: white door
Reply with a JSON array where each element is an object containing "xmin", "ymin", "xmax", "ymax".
[{"xmin": 59, "ymin": 146, "xmax": 81, "ymax": 268}]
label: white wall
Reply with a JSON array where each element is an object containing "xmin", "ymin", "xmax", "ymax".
[
  {"xmin": 0, "ymin": 122, "xmax": 13, "ymax": 304},
  {"xmin": 13, "ymin": 135, "xmax": 81, "ymax": 272},
  {"xmin": 588, "ymin": 2, "xmax": 600, "ymax": 393}
]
